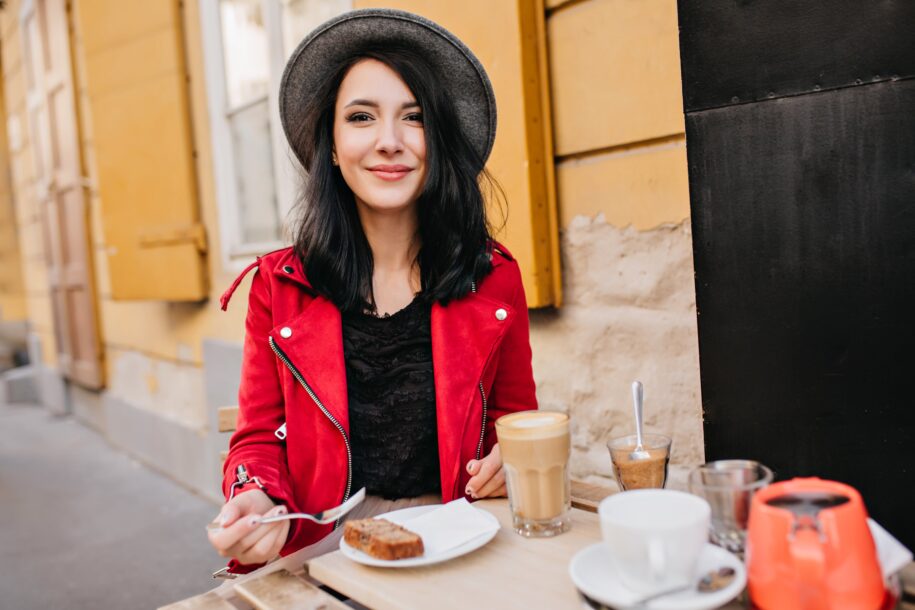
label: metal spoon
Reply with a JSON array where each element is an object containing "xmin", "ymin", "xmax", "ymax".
[
  {"xmin": 629, "ymin": 380, "xmax": 650, "ymax": 461},
  {"xmin": 578, "ymin": 566, "xmax": 737, "ymax": 609},
  {"xmin": 632, "ymin": 566, "xmax": 737, "ymax": 605}
]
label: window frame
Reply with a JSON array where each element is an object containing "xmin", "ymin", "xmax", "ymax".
[{"xmin": 199, "ymin": 0, "xmax": 298, "ymax": 271}]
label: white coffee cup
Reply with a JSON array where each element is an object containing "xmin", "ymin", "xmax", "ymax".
[{"xmin": 598, "ymin": 489, "xmax": 711, "ymax": 595}]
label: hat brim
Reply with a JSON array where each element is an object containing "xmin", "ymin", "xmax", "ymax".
[{"xmin": 279, "ymin": 8, "xmax": 497, "ymax": 167}]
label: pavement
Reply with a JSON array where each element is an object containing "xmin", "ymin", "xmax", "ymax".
[{"xmin": 1, "ymin": 400, "xmax": 227, "ymax": 609}]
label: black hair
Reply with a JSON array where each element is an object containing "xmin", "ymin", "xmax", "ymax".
[{"xmin": 289, "ymin": 43, "xmax": 502, "ymax": 314}]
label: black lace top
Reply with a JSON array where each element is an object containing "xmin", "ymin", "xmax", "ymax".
[{"xmin": 342, "ymin": 296, "xmax": 440, "ymax": 500}]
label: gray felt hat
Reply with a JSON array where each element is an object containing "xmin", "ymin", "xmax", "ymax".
[{"xmin": 279, "ymin": 8, "xmax": 497, "ymax": 166}]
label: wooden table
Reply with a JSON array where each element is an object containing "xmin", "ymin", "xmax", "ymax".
[
  {"xmin": 162, "ymin": 489, "xmax": 915, "ymax": 610},
  {"xmin": 310, "ymin": 499, "xmax": 611, "ymax": 609}
]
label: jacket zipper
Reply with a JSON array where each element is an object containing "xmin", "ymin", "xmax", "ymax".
[
  {"xmin": 475, "ymin": 382, "xmax": 488, "ymax": 461},
  {"xmin": 268, "ymin": 335, "xmax": 352, "ymax": 529},
  {"xmin": 470, "ymin": 280, "xmax": 489, "ymax": 462}
]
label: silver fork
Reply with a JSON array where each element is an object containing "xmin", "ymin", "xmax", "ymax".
[{"xmin": 256, "ymin": 487, "xmax": 367, "ymax": 525}]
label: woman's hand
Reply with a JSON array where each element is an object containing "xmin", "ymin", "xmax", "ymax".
[
  {"xmin": 207, "ymin": 489, "xmax": 290, "ymax": 565},
  {"xmin": 465, "ymin": 443, "xmax": 506, "ymax": 499}
]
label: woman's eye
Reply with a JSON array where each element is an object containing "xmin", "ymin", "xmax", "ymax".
[
  {"xmin": 404, "ymin": 112, "xmax": 423, "ymax": 123},
  {"xmin": 346, "ymin": 112, "xmax": 373, "ymax": 122}
]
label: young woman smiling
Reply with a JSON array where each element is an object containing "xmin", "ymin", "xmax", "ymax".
[{"xmin": 208, "ymin": 9, "xmax": 537, "ymax": 574}]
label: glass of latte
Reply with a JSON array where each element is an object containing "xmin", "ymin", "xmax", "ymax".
[{"xmin": 496, "ymin": 410, "xmax": 571, "ymax": 537}]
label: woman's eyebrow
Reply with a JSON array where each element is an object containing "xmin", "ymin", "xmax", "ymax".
[{"xmin": 343, "ymin": 99, "xmax": 420, "ymax": 109}]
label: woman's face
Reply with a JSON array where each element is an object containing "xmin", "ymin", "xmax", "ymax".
[{"xmin": 333, "ymin": 58, "xmax": 427, "ymax": 214}]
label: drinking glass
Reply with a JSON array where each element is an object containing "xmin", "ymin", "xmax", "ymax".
[
  {"xmin": 496, "ymin": 411, "xmax": 571, "ymax": 537},
  {"xmin": 688, "ymin": 459, "xmax": 773, "ymax": 555},
  {"xmin": 607, "ymin": 434, "xmax": 672, "ymax": 491}
]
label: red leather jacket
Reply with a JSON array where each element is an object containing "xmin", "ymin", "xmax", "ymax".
[{"xmin": 219, "ymin": 244, "xmax": 536, "ymax": 567}]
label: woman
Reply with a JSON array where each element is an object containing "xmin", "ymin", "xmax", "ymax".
[{"xmin": 208, "ymin": 9, "xmax": 536, "ymax": 574}]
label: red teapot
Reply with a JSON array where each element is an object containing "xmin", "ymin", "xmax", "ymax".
[{"xmin": 746, "ymin": 477, "xmax": 885, "ymax": 610}]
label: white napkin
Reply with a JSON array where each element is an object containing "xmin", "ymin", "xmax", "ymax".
[
  {"xmin": 869, "ymin": 518, "xmax": 913, "ymax": 580},
  {"xmin": 385, "ymin": 498, "xmax": 500, "ymax": 556}
]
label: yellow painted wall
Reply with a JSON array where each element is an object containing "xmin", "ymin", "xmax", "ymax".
[
  {"xmin": 1, "ymin": 0, "xmax": 58, "ymax": 364},
  {"xmin": 547, "ymin": 0, "xmax": 690, "ymax": 229},
  {"xmin": 556, "ymin": 138, "xmax": 689, "ymax": 230},
  {"xmin": 0, "ymin": 60, "xmax": 27, "ymax": 322},
  {"xmin": 548, "ymin": 0, "xmax": 684, "ymax": 156}
]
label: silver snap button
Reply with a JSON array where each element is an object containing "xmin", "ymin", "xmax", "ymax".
[
  {"xmin": 280, "ymin": 327, "xmax": 293, "ymax": 339},
  {"xmin": 282, "ymin": 265, "xmax": 294, "ymax": 274},
  {"xmin": 495, "ymin": 308, "xmax": 507, "ymax": 321}
]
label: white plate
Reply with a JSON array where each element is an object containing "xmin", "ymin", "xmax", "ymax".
[
  {"xmin": 338, "ymin": 504, "xmax": 500, "ymax": 568},
  {"xmin": 569, "ymin": 542, "xmax": 746, "ymax": 610}
]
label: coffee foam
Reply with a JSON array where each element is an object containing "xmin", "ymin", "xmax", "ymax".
[
  {"xmin": 512, "ymin": 416, "xmax": 560, "ymax": 428},
  {"xmin": 496, "ymin": 411, "xmax": 568, "ymax": 439}
]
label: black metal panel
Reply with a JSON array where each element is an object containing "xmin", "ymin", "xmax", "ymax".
[
  {"xmin": 677, "ymin": 0, "xmax": 915, "ymax": 111},
  {"xmin": 687, "ymin": 80, "xmax": 915, "ymax": 548}
]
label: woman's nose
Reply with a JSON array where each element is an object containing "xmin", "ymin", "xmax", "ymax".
[{"xmin": 374, "ymin": 120, "xmax": 404, "ymax": 154}]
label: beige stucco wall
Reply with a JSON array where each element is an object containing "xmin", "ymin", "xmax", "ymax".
[{"xmin": 531, "ymin": 216, "xmax": 703, "ymax": 489}]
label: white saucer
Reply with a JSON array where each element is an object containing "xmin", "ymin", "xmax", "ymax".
[
  {"xmin": 339, "ymin": 504, "xmax": 500, "ymax": 568},
  {"xmin": 569, "ymin": 542, "xmax": 746, "ymax": 610}
]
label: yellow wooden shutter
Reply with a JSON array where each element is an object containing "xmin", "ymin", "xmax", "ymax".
[
  {"xmin": 353, "ymin": 0, "xmax": 562, "ymax": 307},
  {"xmin": 77, "ymin": 0, "xmax": 207, "ymax": 301}
]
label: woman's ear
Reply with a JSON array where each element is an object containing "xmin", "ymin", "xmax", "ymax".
[{"xmin": 332, "ymin": 148, "xmax": 338, "ymax": 166}]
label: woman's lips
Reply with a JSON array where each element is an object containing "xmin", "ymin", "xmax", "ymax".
[{"xmin": 368, "ymin": 165, "xmax": 412, "ymax": 181}]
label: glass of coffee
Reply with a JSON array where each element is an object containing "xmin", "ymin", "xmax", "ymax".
[
  {"xmin": 607, "ymin": 434, "xmax": 672, "ymax": 490},
  {"xmin": 496, "ymin": 410, "xmax": 571, "ymax": 537}
]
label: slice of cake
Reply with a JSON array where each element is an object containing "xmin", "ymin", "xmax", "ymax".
[{"xmin": 343, "ymin": 518, "xmax": 425, "ymax": 560}]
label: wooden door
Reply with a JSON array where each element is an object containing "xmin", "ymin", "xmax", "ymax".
[{"xmin": 21, "ymin": 0, "xmax": 103, "ymax": 388}]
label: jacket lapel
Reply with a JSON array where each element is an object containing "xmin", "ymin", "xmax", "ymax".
[
  {"xmin": 270, "ymin": 296, "xmax": 349, "ymax": 435},
  {"xmin": 431, "ymin": 291, "xmax": 514, "ymax": 498}
]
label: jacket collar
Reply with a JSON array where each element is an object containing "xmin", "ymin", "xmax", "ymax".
[
  {"xmin": 273, "ymin": 248, "xmax": 314, "ymax": 292},
  {"xmin": 220, "ymin": 247, "xmax": 314, "ymax": 311},
  {"xmin": 271, "ymin": 244, "xmax": 513, "ymax": 290}
]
